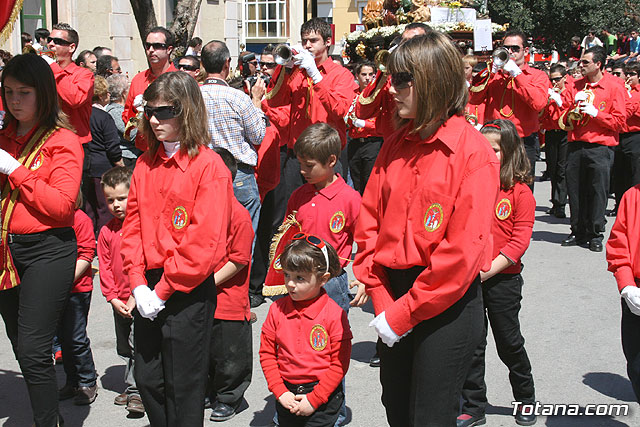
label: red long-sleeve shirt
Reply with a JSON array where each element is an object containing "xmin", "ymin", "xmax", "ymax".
[
  {"xmin": 72, "ymin": 209, "xmax": 95, "ymax": 293},
  {"xmin": 265, "ymin": 58, "xmax": 358, "ymax": 149},
  {"xmin": 470, "ymin": 64, "xmax": 550, "ymax": 137},
  {"xmin": 260, "ymin": 290, "xmax": 352, "ymax": 409},
  {"xmin": 354, "ymin": 71, "xmax": 396, "ymax": 138},
  {"xmin": 0, "ymin": 124, "xmax": 83, "ymax": 234},
  {"xmin": 624, "ymin": 85, "xmax": 640, "ymax": 133},
  {"xmin": 120, "ymin": 146, "xmax": 232, "ymax": 301},
  {"xmin": 98, "ymin": 217, "xmax": 130, "ymax": 303},
  {"xmin": 50, "ymin": 62, "xmax": 94, "ymax": 144},
  {"xmin": 606, "ymin": 184, "xmax": 640, "ymax": 292},
  {"xmin": 353, "ymin": 114, "xmax": 500, "ymax": 335},
  {"xmin": 491, "ymin": 183, "xmax": 535, "ymax": 274}
]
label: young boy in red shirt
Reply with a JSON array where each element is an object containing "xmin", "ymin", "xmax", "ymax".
[
  {"xmin": 260, "ymin": 236, "xmax": 352, "ymax": 426},
  {"xmin": 97, "ymin": 166, "xmax": 144, "ymax": 415},
  {"xmin": 207, "ymin": 148, "xmax": 254, "ymax": 422}
]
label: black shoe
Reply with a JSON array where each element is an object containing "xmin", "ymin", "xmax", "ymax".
[
  {"xmin": 545, "ymin": 207, "xmax": 556, "ymax": 215},
  {"xmin": 210, "ymin": 402, "xmax": 237, "ymax": 422},
  {"xmin": 515, "ymin": 410, "xmax": 537, "ymax": 426},
  {"xmin": 554, "ymin": 210, "xmax": 566, "ymax": 219},
  {"xmin": 58, "ymin": 384, "xmax": 78, "ymax": 401},
  {"xmin": 74, "ymin": 384, "xmax": 98, "ymax": 405},
  {"xmin": 589, "ymin": 239, "xmax": 603, "ymax": 252},
  {"xmin": 561, "ymin": 234, "xmax": 585, "ymax": 246},
  {"xmin": 456, "ymin": 414, "xmax": 486, "ymax": 427},
  {"xmin": 369, "ymin": 353, "xmax": 380, "ymax": 367},
  {"xmin": 249, "ymin": 294, "xmax": 265, "ymax": 308}
]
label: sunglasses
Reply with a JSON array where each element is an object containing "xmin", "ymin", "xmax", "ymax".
[
  {"xmin": 261, "ymin": 62, "xmax": 277, "ymax": 69},
  {"xmin": 550, "ymin": 77, "xmax": 564, "ymax": 82},
  {"xmin": 248, "ymin": 61, "xmax": 258, "ymax": 66},
  {"xmin": 626, "ymin": 72, "xmax": 638, "ymax": 76},
  {"xmin": 390, "ymin": 72, "xmax": 414, "ymax": 90},
  {"xmin": 144, "ymin": 42, "xmax": 169, "ymax": 51},
  {"xmin": 143, "ymin": 105, "xmax": 178, "ymax": 121},
  {"xmin": 177, "ymin": 63, "xmax": 199, "ymax": 71},
  {"xmin": 580, "ymin": 60, "xmax": 592, "ymax": 66},
  {"xmin": 502, "ymin": 44, "xmax": 522, "ymax": 53},
  {"xmin": 292, "ymin": 233, "xmax": 330, "ymax": 273},
  {"xmin": 612, "ymin": 71, "xmax": 623, "ymax": 77},
  {"xmin": 47, "ymin": 37, "xmax": 72, "ymax": 46}
]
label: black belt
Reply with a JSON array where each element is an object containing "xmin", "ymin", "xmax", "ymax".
[
  {"xmin": 350, "ymin": 136, "xmax": 383, "ymax": 144},
  {"xmin": 8, "ymin": 227, "xmax": 73, "ymax": 244},
  {"xmin": 283, "ymin": 380, "xmax": 319, "ymax": 395}
]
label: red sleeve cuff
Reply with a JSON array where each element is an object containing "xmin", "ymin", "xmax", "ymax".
[
  {"xmin": 306, "ymin": 392, "xmax": 322, "ymax": 410},
  {"xmin": 8, "ymin": 165, "xmax": 30, "ymax": 188},
  {"xmin": 272, "ymin": 382, "xmax": 289, "ymax": 400},
  {"xmin": 154, "ymin": 276, "xmax": 175, "ymax": 301},
  {"xmin": 128, "ymin": 270, "xmax": 148, "ymax": 291},
  {"xmin": 368, "ymin": 285, "xmax": 395, "ymax": 317},
  {"xmin": 384, "ymin": 299, "xmax": 412, "ymax": 337},
  {"xmin": 615, "ymin": 267, "xmax": 637, "ymax": 292}
]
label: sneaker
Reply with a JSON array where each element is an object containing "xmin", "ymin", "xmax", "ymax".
[
  {"xmin": 114, "ymin": 392, "xmax": 128, "ymax": 406},
  {"xmin": 126, "ymin": 394, "xmax": 145, "ymax": 414},
  {"xmin": 58, "ymin": 384, "xmax": 78, "ymax": 401},
  {"xmin": 456, "ymin": 414, "xmax": 486, "ymax": 427},
  {"xmin": 74, "ymin": 385, "xmax": 98, "ymax": 405}
]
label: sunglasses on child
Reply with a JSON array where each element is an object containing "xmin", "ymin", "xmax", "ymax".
[
  {"xmin": 47, "ymin": 37, "xmax": 72, "ymax": 46},
  {"xmin": 292, "ymin": 233, "xmax": 330, "ymax": 273},
  {"xmin": 143, "ymin": 105, "xmax": 179, "ymax": 121},
  {"xmin": 390, "ymin": 72, "xmax": 414, "ymax": 90}
]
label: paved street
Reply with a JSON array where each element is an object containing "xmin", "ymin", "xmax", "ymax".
[{"xmin": 1, "ymin": 160, "xmax": 638, "ymax": 426}]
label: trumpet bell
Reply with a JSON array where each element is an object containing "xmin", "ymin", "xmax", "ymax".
[
  {"xmin": 375, "ymin": 50, "xmax": 389, "ymax": 73},
  {"xmin": 492, "ymin": 47, "xmax": 510, "ymax": 69},
  {"xmin": 274, "ymin": 44, "xmax": 293, "ymax": 65}
]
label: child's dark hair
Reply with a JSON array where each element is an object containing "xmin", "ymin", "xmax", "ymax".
[
  {"xmin": 280, "ymin": 238, "xmax": 341, "ymax": 278},
  {"xmin": 212, "ymin": 147, "xmax": 238, "ymax": 180},
  {"xmin": 481, "ymin": 119, "xmax": 532, "ymax": 189},
  {"xmin": 101, "ymin": 166, "xmax": 133, "ymax": 189},
  {"xmin": 294, "ymin": 123, "xmax": 341, "ymax": 165}
]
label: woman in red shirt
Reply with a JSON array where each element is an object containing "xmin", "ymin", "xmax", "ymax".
[
  {"xmin": 0, "ymin": 54, "xmax": 83, "ymax": 426},
  {"xmin": 353, "ymin": 33, "xmax": 500, "ymax": 426}
]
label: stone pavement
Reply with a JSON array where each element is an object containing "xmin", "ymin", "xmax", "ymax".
[{"xmin": 1, "ymin": 161, "xmax": 638, "ymax": 426}]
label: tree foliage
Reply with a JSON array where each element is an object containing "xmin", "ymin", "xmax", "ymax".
[{"xmin": 487, "ymin": 0, "xmax": 640, "ymax": 56}]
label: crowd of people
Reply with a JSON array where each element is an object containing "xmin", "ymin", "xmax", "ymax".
[{"xmin": 0, "ymin": 16, "xmax": 640, "ymax": 427}]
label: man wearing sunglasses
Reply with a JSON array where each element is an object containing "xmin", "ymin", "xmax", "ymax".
[
  {"xmin": 177, "ymin": 55, "xmax": 202, "ymax": 81},
  {"xmin": 123, "ymin": 26, "xmax": 176, "ymax": 151},
  {"xmin": 470, "ymin": 29, "xmax": 550, "ymax": 190},
  {"xmin": 49, "ymin": 23, "xmax": 94, "ymax": 144}
]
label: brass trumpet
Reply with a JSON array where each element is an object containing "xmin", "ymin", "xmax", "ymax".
[
  {"xmin": 274, "ymin": 44, "xmax": 294, "ymax": 66},
  {"xmin": 568, "ymin": 88, "xmax": 595, "ymax": 122},
  {"xmin": 375, "ymin": 49, "xmax": 390, "ymax": 73},
  {"xmin": 492, "ymin": 47, "xmax": 510, "ymax": 69}
]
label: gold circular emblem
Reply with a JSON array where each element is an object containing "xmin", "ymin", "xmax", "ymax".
[
  {"xmin": 423, "ymin": 203, "xmax": 443, "ymax": 232},
  {"xmin": 329, "ymin": 211, "xmax": 346, "ymax": 233},
  {"xmin": 309, "ymin": 324, "xmax": 328, "ymax": 351},
  {"xmin": 495, "ymin": 198, "xmax": 512, "ymax": 220},
  {"xmin": 172, "ymin": 206, "xmax": 188, "ymax": 230},
  {"xmin": 30, "ymin": 153, "xmax": 44, "ymax": 171}
]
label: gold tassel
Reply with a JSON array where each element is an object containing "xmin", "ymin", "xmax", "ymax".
[
  {"xmin": 268, "ymin": 212, "xmax": 300, "ymax": 263},
  {"xmin": 262, "ymin": 284, "xmax": 288, "ymax": 297},
  {"xmin": 0, "ymin": 0, "xmax": 25, "ymax": 47}
]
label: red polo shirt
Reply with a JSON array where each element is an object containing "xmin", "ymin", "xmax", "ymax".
[
  {"xmin": 355, "ymin": 71, "xmax": 396, "ymax": 138},
  {"xmin": 0, "ymin": 124, "xmax": 83, "ymax": 234},
  {"xmin": 607, "ymin": 184, "xmax": 640, "ymax": 292},
  {"xmin": 214, "ymin": 199, "xmax": 253, "ymax": 321},
  {"xmin": 98, "ymin": 217, "xmax": 130, "ymax": 303},
  {"xmin": 353, "ymin": 114, "xmax": 500, "ymax": 336},
  {"xmin": 72, "ymin": 209, "xmax": 95, "ymax": 293},
  {"xmin": 286, "ymin": 176, "xmax": 361, "ymax": 269},
  {"xmin": 624, "ymin": 84, "xmax": 640, "ymax": 133},
  {"xmin": 265, "ymin": 58, "xmax": 358, "ymax": 148},
  {"xmin": 121, "ymin": 146, "xmax": 232, "ymax": 301},
  {"xmin": 491, "ymin": 183, "xmax": 535, "ymax": 275},
  {"xmin": 50, "ymin": 62, "xmax": 94, "ymax": 144},
  {"xmin": 260, "ymin": 290, "xmax": 352, "ymax": 409},
  {"xmin": 560, "ymin": 73, "xmax": 627, "ymax": 146},
  {"xmin": 470, "ymin": 64, "xmax": 550, "ymax": 137}
]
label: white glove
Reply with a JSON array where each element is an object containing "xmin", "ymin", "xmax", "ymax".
[
  {"xmin": 0, "ymin": 148, "xmax": 21, "ymax": 175},
  {"xmin": 503, "ymin": 59, "xmax": 522, "ymax": 78},
  {"xmin": 369, "ymin": 312, "xmax": 411, "ymax": 347},
  {"xmin": 294, "ymin": 49, "xmax": 322, "ymax": 84},
  {"xmin": 548, "ymin": 89, "xmax": 563, "ymax": 107},
  {"xmin": 581, "ymin": 103, "xmax": 598, "ymax": 117},
  {"xmin": 491, "ymin": 60, "xmax": 500, "ymax": 74},
  {"xmin": 353, "ymin": 119, "xmax": 366, "ymax": 128},
  {"xmin": 622, "ymin": 286, "xmax": 640, "ymax": 316},
  {"xmin": 133, "ymin": 94, "xmax": 144, "ymax": 113},
  {"xmin": 133, "ymin": 286, "xmax": 166, "ymax": 320},
  {"xmin": 574, "ymin": 91, "xmax": 588, "ymax": 103}
]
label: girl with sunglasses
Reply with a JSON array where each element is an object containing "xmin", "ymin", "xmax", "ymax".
[
  {"xmin": 260, "ymin": 234, "xmax": 352, "ymax": 427},
  {"xmin": 0, "ymin": 53, "xmax": 84, "ymax": 426},
  {"xmin": 353, "ymin": 32, "xmax": 500, "ymax": 426},
  {"xmin": 120, "ymin": 71, "xmax": 233, "ymax": 427}
]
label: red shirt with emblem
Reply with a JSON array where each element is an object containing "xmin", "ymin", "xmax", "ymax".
[
  {"xmin": 606, "ymin": 184, "xmax": 640, "ymax": 292},
  {"xmin": 72, "ymin": 209, "xmax": 95, "ymax": 293},
  {"xmin": 491, "ymin": 183, "xmax": 535, "ymax": 275},
  {"xmin": 624, "ymin": 84, "xmax": 640, "ymax": 133},
  {"xmin": 354, "ymin": 71, "xmax": 396, "ymax": 138},
  {"xmin": 98, "ymin": 217, "xmax": 130, "ymax": 303},
  {"xmin": 286, "ymin": 176, "xmax": 361, "ymax": 269},
  {"xmin": 265, "ymin": 58, "xmax": 358, "ymax": 149},
  {"xmin": 560, "ymin": 73, "xmax": 627, "ymax": 146},
  {"xmin": 470, "ymin": 64, "xmax": 550, "ymax": 137},
  {"xmin": 120, "ymin": 146, "xmax": 232, "ymax": 301},
  {"xmin": 50, "ymin": 62, "xmax": 94, "ymax": 144},
  {"xmin": 353, "ymin": 114, "xmax": 500, "ymax": 336},
  {"xmin": 214, "ymin": 199, "xmax": 253, "ymax": 321},
  {"xmin": 0, "ymin": 124, "xmax": 83, "ymax": 234},
  {"xmin": 260, "ymin": 290, "xmax": 352, "ymax": 410}
]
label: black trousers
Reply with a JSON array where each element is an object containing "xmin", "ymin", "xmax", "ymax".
[
  {"xmin": 134, "ymin": 269, "xmax": 216, "ymax": 427},
  {"xmin": 460, "ymin": 273, "xmax": 535, "ymax": 417},
  {"xmin": 566, "ymin": 141, "xmax": 614, "ymax": 241},
  {"xmin": 59, "ymin": 291, "xmax": 97, "ymax": 387},
  {"xmin": 545, "ymin": 130, "xmax": 569, "ymax": 211},
  {"xmin": 208, "ymin": 319, "xmax": 252, "ymax": 406},
  {"xmin": 275, "ymin": 382, "xmax": 343, "ymax": 427},
  {"xmin": 614, "ymin": 132, "xmax": 640, "ymax": 207},
  {"xmin": 0, "ymin": 228, "xmax": 76, "ymax": 427},
  {"xmin": 523, "ymin": 134, "xmax": 539, "ymax": 192},
  {"xmin": 378, "ymin": 268, "xmax": 484, "ymax": 427},
  {"xmin": 621, "ymin": 299, "xmax": 640, "ymax": 403},
  {"xmin": 347, "ymin": 136, "xmax": 383, "ymax": 195}
]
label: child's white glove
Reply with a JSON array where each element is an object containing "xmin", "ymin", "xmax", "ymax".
[
  {"xmin": 548, "ymin": 88, "xmax": 563, "ymax": 107},
  {"xmin": 294, "ymin": 49, "xmax": 322, "ymax": 84},
  {"xmin": 622, "ymin": 286, "xmax": 640, "ymax": 316},
  {"xmin": 353, "ymin": 119, "xmax": 366, "ymax": 128},
  {"xmin": 580, "ymin": 103, "xmax": 599, "ymax": 117},
  {"xmin": 503, "ymin": 59, "xmax": 522, "ymax": 78},
  {"xmin": 133, "ymin": 285, "xmax": 166, "ymax": 320},
  {"xmin": 370, "ymin": 312, "xmax": 411, "ymax": 347},
  {"xmin": 0, "ymin": 148, "xmax": 21, "ymax": 175},
  {"xmin": 133, "ymin": 94, "xmax": 145, "ymax": 113}
]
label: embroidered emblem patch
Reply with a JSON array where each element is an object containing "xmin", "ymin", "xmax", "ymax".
[
  {"xmin": 30, "ymin": 153, "xmax": 44, "ymax": 171},
  {"xmin": 599, "ymin": 101, "xmax": 606, "ymax": 111},
  {"xmin": 310, "ymin": 324, "xmax": 328, "ymax": 351},
  {"xmin": 273, "ymin": 254, "xmax": 282, "ymax": 270},
  {"xmin": 423, "ymin": 203, "xmax": 443, "ymax": 232},
  {"xmin": 172, "ymin": 206, "xmax": 188, "ymax": 230},
  {"xmin": 329, "ymin": 211, "xmax": 346, "ymax": 233},
  {"xmin": 495, "ymin": 198, "xmax": 512, "ymax": 220}
]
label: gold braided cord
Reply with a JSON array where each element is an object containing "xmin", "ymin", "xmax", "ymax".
[
  {"xmin": 358, "ymin": 72, "xmax": 388, "ymax": 106},
  {"xmin": 0, "ymin": 0, "xmax": 24, "ymax": 47},
  {"xmin": 265, "ymin": 66, "xmax": 288, "ymax": 100},
  {"xmin": 499, "ymin": 78, "xmax": 515, "ymax": 118}
]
